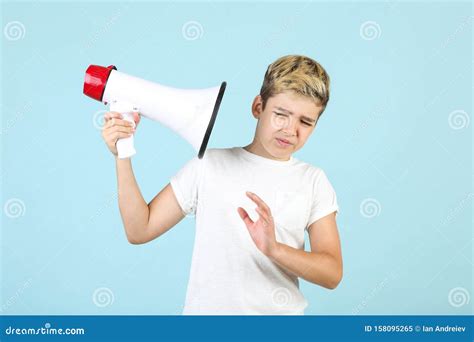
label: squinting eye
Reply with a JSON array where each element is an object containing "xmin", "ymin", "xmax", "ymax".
[{"xmin": 302, "ymin": 122, "xmax": 312, "ymax": 126}]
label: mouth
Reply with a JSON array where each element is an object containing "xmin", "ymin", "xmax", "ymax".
[{"xmin": 276, "ymin": 138, "xmax": 292, "ymax": 147}]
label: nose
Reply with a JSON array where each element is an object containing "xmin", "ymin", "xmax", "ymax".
[{"xmin": 282, "ymin": 116, "xmax": 297, "ymax": 136}]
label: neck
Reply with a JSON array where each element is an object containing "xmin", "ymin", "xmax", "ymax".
[{"xmin": 243, "ymin": 138, "xmax": 290, "ymax": 161}]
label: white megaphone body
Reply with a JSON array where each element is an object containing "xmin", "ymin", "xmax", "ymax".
[{"xmin": 83, "ymin": 65, "xmax": 226, "ymax": 159}]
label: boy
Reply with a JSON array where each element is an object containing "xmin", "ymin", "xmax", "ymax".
[{"xmin": 101, "ymin": 55, "xmax": 342, "ymax": 315}]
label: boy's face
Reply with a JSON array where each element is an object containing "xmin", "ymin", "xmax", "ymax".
[{"xmin": 250, "ymin": 91, "xmax": 323, "ymax": 161}]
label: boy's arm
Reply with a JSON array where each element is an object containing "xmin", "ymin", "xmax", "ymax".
[
  {"xmin": 238, "ymin": 192, "xmax": 342, "ymax": 289},
  {"xmin": 270, "ymin": 212, "xmax": 343, "ymax": 289},
  {"xmin": 116, "ymin": 157, "xmax": 184, "ymax": 244},
  {"xmin": 143, "ymin": 182, "xmax": 185, "ymax": 243},
  {"xmin": 237, "ymin": 192, "xmax": 342, "ymax": 289}
]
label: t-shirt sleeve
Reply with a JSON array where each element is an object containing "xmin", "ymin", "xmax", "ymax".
[
  {"xmin": 306, "ymin": 169, "xmax": 339, "ymax": 229},
  {"xmin": 170, "ymin": 156, "xmax": 205, "ymax": 216}
]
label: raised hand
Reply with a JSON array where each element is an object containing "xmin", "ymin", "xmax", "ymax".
[{"xmin": 237, "ymin": 191, "xmax": 278, "ymax": 257}]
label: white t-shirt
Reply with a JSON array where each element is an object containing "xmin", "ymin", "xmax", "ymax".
[{"xmin": 170, "ymin": 147, "xmax": 339, "ymax": 315}]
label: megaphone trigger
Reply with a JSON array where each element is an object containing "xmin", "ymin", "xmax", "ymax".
[{"xmin": 131, "ymin": 107, "xmax": 140, "ymax": 128}]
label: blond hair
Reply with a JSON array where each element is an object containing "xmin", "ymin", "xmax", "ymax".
[{"xmin": 259, "ymin": 55, "xmax": 330, "ymax": 117}]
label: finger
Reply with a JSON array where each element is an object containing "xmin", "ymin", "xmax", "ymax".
[
  {"xmin": 114, "ymin": 125, "xmax": 136, "ymax": 134},
  {"xmin": 246, "ymin": 192, "xmax": 272, "ymax": 216},
  {"xmin": 116, "ymin": 118, "xmax": 134, "ymax": 127},
  {"xmin": 108, "ymin": 118, "xmax": 135, "ymax": 129},
  {"xmin": 104, "ymin": 111, "xmax": 123, "ymax": 121},
  {"xmin": 255, "ymin": 207, "xmax": 270, "ymax": 223},
  {"xmin": 107, "ymin": 119, "xmax": 116, "ymax": 129},
  {"xmin": 237, "ymin": 207, "xmax": 254, "ymax": 227},
  {"xmin": 103, "ymin": 119, "xmax": 134, "ymax": 132},
  {"xmin": 133, "ymin": 111, "xmax": 141, "ymax": 126},
  {"xmin": 106, "ymin": 131, "xmax": 134, "ymax": 143},
  {"xmin": 108, "ymin": 130, "xmax": 134, "ymax": 139},
  {"xmin": 103, "ymin": 118, "xmax": 112, "ymax": 129}
]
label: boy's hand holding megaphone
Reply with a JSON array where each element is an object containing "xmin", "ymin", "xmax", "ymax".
[{"xmin": 102, "ymin": 111, "xmax": 141, "ymax": 157}]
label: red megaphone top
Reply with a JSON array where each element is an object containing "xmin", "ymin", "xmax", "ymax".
[{"xmin": 83, "ymin": 64, "xmax": 117, "ymax": 102}]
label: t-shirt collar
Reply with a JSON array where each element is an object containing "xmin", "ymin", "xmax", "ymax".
[{"xmin": 236, "ymin": 147, "xmax": 297, "ymax": 166}]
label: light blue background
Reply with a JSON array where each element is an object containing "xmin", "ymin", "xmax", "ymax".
[{"xmin": 1, "ymin": 1, "xmax": 472, "ymax": 315}]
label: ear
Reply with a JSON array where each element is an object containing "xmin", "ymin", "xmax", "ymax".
[{"xmin": 251, "ymin": 95, "xmax": 263, "ymax": 119}]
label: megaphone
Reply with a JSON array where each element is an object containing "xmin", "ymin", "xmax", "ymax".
[{"xmin": 83, "ymin": 65, "xmax": 226, "ymax": 159}]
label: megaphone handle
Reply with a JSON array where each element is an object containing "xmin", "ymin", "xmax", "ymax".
[{"xmin": 109, "ymin": 102, "xmax": 137, "ymax": 159}]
